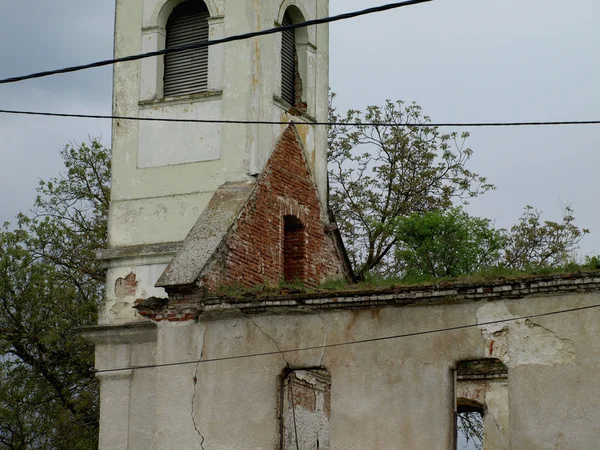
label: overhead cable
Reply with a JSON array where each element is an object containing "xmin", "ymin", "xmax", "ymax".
[
  {"xmin": 1, "ymin": 108, "xmax": 598, "ymax": 128},
  {"xmin": 94, "ymin": 301, "xmax": 600, "ymax": 374},
  {"xmin": 0, "ymin": 0, "xmax": 431, "ymax": 85}
]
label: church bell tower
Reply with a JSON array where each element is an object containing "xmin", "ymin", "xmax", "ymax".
[{"xmin": 100, "ymin": 0, "xmax": 337, "ymax": 324}]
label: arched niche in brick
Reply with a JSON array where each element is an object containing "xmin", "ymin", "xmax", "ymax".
[{"xmin": 283, "ymin": 215, "xmax": 307, "ymax": 282}]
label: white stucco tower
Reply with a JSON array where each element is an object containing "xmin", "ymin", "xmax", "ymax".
[{"xmin": 101, "ymin": 0, "xmax": 331, "ymax": 323}]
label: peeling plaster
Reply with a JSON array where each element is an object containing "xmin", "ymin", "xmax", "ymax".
[{"xmin": 476, "ymin": 302, "xmax": 575, "ymax": 367}]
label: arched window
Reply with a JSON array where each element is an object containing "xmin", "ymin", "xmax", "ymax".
[
  {"xmin": 163, "ymin": 0, "xmax": 210, "ymax": 97},
  {"xmin": 280, "ymin": 11, "xmax": 297, "ymax": 106},
  {"xmin": 283, "ymin": 215, "xmax": 306, "ymax": 282}
]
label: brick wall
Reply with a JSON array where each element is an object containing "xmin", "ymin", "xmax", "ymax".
[
  {"xmin": 281, "ymin": 370, "xmax": 331, "ymax": 450},
  {"xmin": 201, "ymin": 125, "xmax": 345, "ymax": 290},
  {"xmin": 293, "ymin": 52, "xmax": 307, "ymax": 113},
  {"xmin": 115, "ymin": 273, "xmax": 136, "ymax": 297}
]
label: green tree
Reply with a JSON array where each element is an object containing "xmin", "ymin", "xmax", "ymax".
[
  {"xmin": 328, "ymin": 96, "xmax": 494, "ymax": 280},
  {"xmin": 396, "ymin": 207, "xmax": 505, "ymax": 278},
  {"xmin": 503, "ymin": 205, "xmax": 589, "ymax": 270},
  {"xmin": 0, "ymin": 139, "xmax": 109, "ymax": 449}
]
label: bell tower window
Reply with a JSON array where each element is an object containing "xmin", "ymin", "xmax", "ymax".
[
  {"xmin": 280, "ymin": 7, "xmax": 309, "ymax": 111},
  {"xmin": 164, "ymin": 0, "xmax": 210, "ymax": 97},
  {"xmin": 281, "ymin": 11, "xmax": 297, "ymax": 106}
]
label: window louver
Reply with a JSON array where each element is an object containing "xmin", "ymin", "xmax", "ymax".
[
  {"xmin": 164, "ymin": 2, "xmax": 209, "ymax": 97},
  {"xmin": 281, "ymin": 13, "xmax": 296, "ymax": 106}
]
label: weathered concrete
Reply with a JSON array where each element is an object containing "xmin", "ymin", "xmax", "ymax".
[{"xmin": 89, "ymin": 288, "xmax": 600, "ymax": 449}]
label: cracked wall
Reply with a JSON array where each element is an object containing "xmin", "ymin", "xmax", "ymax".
[{"xmin": 93, "ymin": 292, "xmax": 600, "ymax": 449}]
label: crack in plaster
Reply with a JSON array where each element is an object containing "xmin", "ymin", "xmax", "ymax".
[
  {"xmin": 486, "ymin": 408, "xmax": 502, "ymax": 435},
  {"xmin": 248, "ymin": 316, "xmax": 289, "ymax": 365},
  {"xmin": 191, "ymin": 326, "xmax": 207, "ymax": 450},
  {"xmin": 318, "ymin": 314, "xmax": 328, "ymax": 367},
  {"xmin": 526, "ymin": 319, "xmax": 576, "ymax": 350}
]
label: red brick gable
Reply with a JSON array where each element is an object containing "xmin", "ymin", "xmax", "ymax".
[{"xmin": 201, "ymin": 125, "xmax": 346, "ymax": 290}]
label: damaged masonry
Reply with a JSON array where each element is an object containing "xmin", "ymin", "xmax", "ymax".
[
  {"xmin": 81, "ymin": 0, "xmax": 600, "ymax": 448},
  {"xmin": 85, "ymin": 268, "xmax": 600, "ymax": 449}
]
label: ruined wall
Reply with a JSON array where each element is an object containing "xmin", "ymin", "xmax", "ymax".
[
  {"xmin": 91, "ymin": 290, "xmax": 600, "ymax": 449},
  {"xmin": 201, "ymin": 126, "xmax": 345, "ymax": 289}
]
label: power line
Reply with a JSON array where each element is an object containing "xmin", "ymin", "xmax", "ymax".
[
  {"xmin": 2, "ymin": 108, "xmax": 599, "ymax": 128},
  {"xmin": 0, "ymin": 0, "xmax": 431, "ymax": 85},
  {"xmin": 94, "ymin": 301, "xmax": 600, "ymax": 375}
]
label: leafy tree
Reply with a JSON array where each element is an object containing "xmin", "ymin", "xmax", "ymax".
[
  {"xmin": 328, "ymin": 96, "xmax": 590, "ymax": 280},
  {"xmin": 328, "ymin": 96, "xmax": 494, "ymax": 279},
  {"xmin": 0, "ymin": 140, "xmax": 109, "ymax": 449},
  {"xmin": 396, "ymin": 207, "xmax": 505, "ymax": 278},
  {"xmin": 503, "ymin": 205, "xmax": 589, "ymax": 270}
]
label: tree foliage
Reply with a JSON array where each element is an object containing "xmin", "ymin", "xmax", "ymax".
[
  {"xmin": 503, "ymin": 205, "xmax": 589, "ymax": 270},
  {"xmin": 0, "ymin": 140, "xmax": 109, "ymax": 449},
  {"xmin": 396, "ymin": 207, "xmax": 505, "ymax": 278},
  {"xmin": 328, "ymin": 96, "xmax": 493, "ymax": 279},
  {"xmin": 328, "ymin": 96, "xmax": 589, "ymax": 279}
]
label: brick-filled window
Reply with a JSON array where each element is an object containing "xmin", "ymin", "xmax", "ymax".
[
  {"xmin": 283, "ymin": 215, "xmax": 306, "ymax": 282},
  {"xmin": 280, "ymin": 370, "xmax": 331, "ymax": 450}
]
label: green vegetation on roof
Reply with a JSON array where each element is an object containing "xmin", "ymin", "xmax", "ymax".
[{"xmin": 214, "ymin": 256, "xmax": 600, "ymax": 299}]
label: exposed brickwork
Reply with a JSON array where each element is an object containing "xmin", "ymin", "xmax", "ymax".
[
  {"xmin": 293, "ymin": 52, "xmax": 307, "ymax": 113},
  {"xmin": 135, "ymin": 294, "xmax": 197, "ymax": 323},
  {"xmin": 282, "ymin": 370, "xmax": 331, "ymax": 450},
  {"xmin": 135, "ymin": 271, "xmax": 600, "ymax": 322},
  {"xmin": 115, "ymin": 273, "xmax": 136, "ymax": 297},
  {"xmin": 202, "ymin": 271, "xmax": 600, "ymax": 315},
  {"xmin": 201, "ymin": 125, "xmax": 345, "ymax": 290}
]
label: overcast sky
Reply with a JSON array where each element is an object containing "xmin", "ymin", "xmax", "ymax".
[{"xmin": 1, "ymin": 0, "xmax": 599, "ymax": 257}]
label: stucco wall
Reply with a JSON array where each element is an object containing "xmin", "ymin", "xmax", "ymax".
[{"xmin": 91, "ymin": 291, "xmax": 600, "ymax": 449}]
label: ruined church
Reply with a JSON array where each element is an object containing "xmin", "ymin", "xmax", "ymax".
[{"xmin": 83, "ymin": 0, "xmax": 600, "ymax": 448}]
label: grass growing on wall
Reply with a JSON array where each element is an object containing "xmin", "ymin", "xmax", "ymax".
[{"xmin": 213, "ymin": 257, "xmax": 600, "ymax": 299}]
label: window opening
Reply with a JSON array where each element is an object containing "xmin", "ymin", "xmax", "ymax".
[
  {"xmin": 456, "ymin": 400, "xmax": 484, "ymax": 449},
  {"xmin": 454, "ymin": 359, "xmax": 509, "ymax": 450},
  {"xmin": 281, "ymin": 12, "xmax": 297, "ymax": 106},
  {"xmin": 164, "ymin": 0, "xmax": 210, "ymax": 97},
  {"xmin": 283, "ymin": 215, "xmax": 306, "ymax": 283}
]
